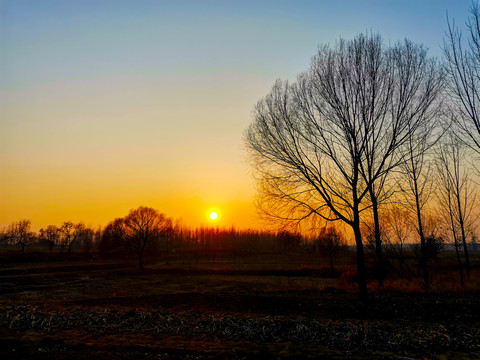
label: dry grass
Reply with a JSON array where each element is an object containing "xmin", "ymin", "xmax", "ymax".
[{"xmin": 1, "ymin": 249, "xmax": 479, "ymax": 359}]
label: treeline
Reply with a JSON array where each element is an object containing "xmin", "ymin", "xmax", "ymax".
[
  {"xmin": 0, "ymin": 207, "xmax": 351, "ymax": 269},
  {"xmin": 3, "ymin": 206, "xmax": 474, "ymax": 273}
]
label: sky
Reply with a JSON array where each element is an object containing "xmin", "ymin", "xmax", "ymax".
[{"xmin": 0, "ymin": 0, "xmax": 470, "ymax": 231}]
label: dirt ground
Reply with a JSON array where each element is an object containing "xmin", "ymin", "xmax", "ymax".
[{"xmin": 0, "ymin": 257, "xmax": 479, "ymax": 359}]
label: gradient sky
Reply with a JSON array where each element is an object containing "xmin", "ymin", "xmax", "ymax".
[{"xmin": 0, "ymin": 0, "xmax": 469, "ymax": 231}]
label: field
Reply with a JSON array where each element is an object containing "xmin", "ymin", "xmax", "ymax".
[{"xmin": 1, "ymin": 250, "xmax": 479, "ymax": 359}]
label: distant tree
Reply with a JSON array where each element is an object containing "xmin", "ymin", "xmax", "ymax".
[
  {"xmin": 94, "ymin": 227, "xmax": 102, "ymax": 250},
  {"xmin": 382, "ymin": 206, "xmax": 415, "ymax": 276},
  {"xmin": 275, "ymin": 230, "xmax": 302, "ymax": 253},
  {"xmin": 315, "ymin": 226, "xmax": 346, "ymax": 272},
  {"xmin": 6, "ymin": 219, "xmax": 34, "ymax": 255},
  {"xmin": 39, "ymin": 225, "xmax": 60, "ymax": 256},
  {"xmin": 110, "ymin": 206, "xmax": 172, "ymax": 269},
  {"xmin": 59, "ymin": 222, "xmax": 87, "ymax": 255},
  {"xmin": 79, "ymin": 227, "xmax": 95, "ymax": 254},
  {"xmin": 100, "ymin": 222, "xmax": 123, "ymax": 254},
  {"xmin": 164, "ymin": 217, "xmax": 174, "ymax": 264},
  {"xmin": 0, "ymin": 230, "xmax": 7, "ymax": 246}
]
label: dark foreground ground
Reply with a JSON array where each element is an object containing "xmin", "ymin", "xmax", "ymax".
[{"xmin": 0, "ymin": 256, "xmax": 479, "ymax": 359}]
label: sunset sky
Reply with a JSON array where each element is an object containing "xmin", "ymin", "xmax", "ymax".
[{"xmin": 0, "ymin": 0, "xmax": 468, "ymax": 231}]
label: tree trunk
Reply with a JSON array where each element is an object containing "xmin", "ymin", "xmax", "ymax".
[
  {"xmin": 448, "ymin": 199, "xmax": 464, "ymax": 286},
  {"xmin": 414, "ymin": 190, "xmax": 429, "ymax": 290},
  {"xmin": 353, "ymin": 207, "xmax": 368, "ymax": 300},
  {"xmin": 138, "ymin": 251, "xmax": 143, "ymax": 269},
  {"xmin": 456, "ymin": 196, "xmax": 471, "ymax": 278},
  {"xmin": 370, "ymin": 192, "xmax": 384, "ymax": 287},
  {"xmin": 454, "ymin": 236, "xmax": 465, "ymax": 287}
]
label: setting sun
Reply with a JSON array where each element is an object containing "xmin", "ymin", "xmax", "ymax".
[{"xmin": 209, "ymin": 211, "xmax": 218, "ymax": 220}]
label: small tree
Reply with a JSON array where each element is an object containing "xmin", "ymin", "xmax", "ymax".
[
  {"xmin": 39, "ymin": 225, "xmax": 60, "ymax": 256},
  {"xmin": 60, "ymin": 222, "xmax": 86, "ymax": 255},
  {"xmin": 100, "ymin": 222, "xmax": 123, "ymax": 254},
  {"xmin": 316, "ymin": 226, "xmax": 346, "ymax": 272},
  {"xmin": 79, "ymin": 227, "xmax": 95, "ymax": 254},
  {"xmin": 110, "ymin": 206, "xmax": 172, "ymax": 269},
  {"xmin": 6, "ymin": 219, "xmax": 34, "ymax": 255},
  {"xmin": 276, "ymin": 230, "xmax": 302, "ymax": 253}
]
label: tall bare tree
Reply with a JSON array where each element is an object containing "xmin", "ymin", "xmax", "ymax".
[
  {"xmin": 444, "ymin": 1, "xmax": 480, "ymax": 155},
  {"xmin": 246, "ymin": 33, "xmax": 443, "ymax": 298},
  {"xmin": 360, "ymin": 39, "xmax": 443, "ymax": 286},
  {"xmin": 436, "ymin": 136, "xmax": 477, "ymax": 280},
  {"xmin": 397, "ymin": 107, "xmax": 445, "ymax": 289}
]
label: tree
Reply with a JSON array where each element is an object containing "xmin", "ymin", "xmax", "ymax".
[
  {"xmin": 275, "ymin": 230, "xmax": 302, "ymax": 252},
  {"xmin": 361, "ymin": 39, "xmax": 443, "ymax": 287},
  {"xmin": 59, "ymin": 222, "xmax": 86, "ymax": 255},
  {"xmin": 100, "ymin": 222, "xmax": 124, "ymax": 254},
  {"xmin": 245, "ymin": 33, "xmax": 443, "ymax": 299},
  {"xmin": 436, "ymin": 136, "xmax": 477, "ymax": 281},
  {"xmin": 444, "ymin": 1, "xmax": 480, "ymax": 154},
  {"xmin": 315, "ymin": 226, "xmax": 346, "ymax": 272},
  {"xmin": 79, "ymin": 227, "xmax": 95, "ymax": 254},
  {"xmin": 382, "ymin": 205, "xmax": 415, "ymax": 276},
  {"xmin": 397, "ymin": 114, "xmax": 444, "ymax": 289},
  {"xmin": 5, "ymin": 219, "xmax": 34, "ymax": 255},
  {"xmin": 110, "ymin": 206, "xmax": 172, "ymax": 269},
  {"xmin": 39, "ymin": 225, "xmax": 60, "ymax": 256}
]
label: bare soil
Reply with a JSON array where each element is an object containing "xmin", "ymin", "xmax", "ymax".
[{"xmin": 0, "ymin": 257, "xmax": 479, "ymax": 359}]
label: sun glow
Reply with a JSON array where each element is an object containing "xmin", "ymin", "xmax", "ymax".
[{"xmin": 209, "ymin": 211, "xmax": 218, "ymax": 220}]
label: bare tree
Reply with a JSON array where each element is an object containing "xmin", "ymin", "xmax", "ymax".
[
  {"xmin": 444, "ymin": 1, "xmax": 480, "ymax": 154},
  {"xmin": 246, "ymin": 33, "xmax": 443, "ymax": 298},
  {"xmin": 111, "ymin": 206, "xmax": 172, "ymax": 269},
  {"xmin": 436, "ymin": 136, "xmax": 477, "ymax": 280},
  {"xmin": 315, "ymin": 226, "xmax": 346, "ymax": 272},
  {"xmin": 60, "ymin": 222, "xmax": 86, "ymax": 255},
  {"xmin": 382, "ymin": 205, "xmax": 415, "ymax": 276},
  {"xmin": 79, "ymin": 227, "xmax": 95, "ymax": 254},
  {"xmin": 4, "ymin": 219, "xmax": 34, "ymax": 255},
  {"xmin": 39, "ymin": 225, "xmax": 61, "ymax": 256},
  {"xmin": 397, "ymin": 111, "xmax": 444, "ymax": 289},
  {"xmin": 9, "ymin": 219, "xmax": 34, "ymax": 255},
  {"xmin": 364, "ymin": 39, "xmax": 443, "ymax": 287}
]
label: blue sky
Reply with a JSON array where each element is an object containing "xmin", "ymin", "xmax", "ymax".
[{"xmin": 1, "ymin": 0, "xmax": 468, "ymax": 87}]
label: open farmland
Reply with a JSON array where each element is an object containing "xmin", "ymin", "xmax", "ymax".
[{"xmin": 0, "ymin": 251, "xmax": 479, "ymax": 359}]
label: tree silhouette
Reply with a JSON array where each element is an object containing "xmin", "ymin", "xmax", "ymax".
[
  {"xmin": 5, "ymin": 219, "xmax": 33, "ymax": 255},
  {"xmin": 436, "ymin": 136, "xmax": 477, "ymax": 282},
  {"xmin": 39, "ymin": 225, "xmax": 61, "ymax": 256},
  {"xmin": 246, "ymin": 33, "xmax": 443, "ymax": 299},
  {"xmin": 444, "ymin": 1, "xmax": 480, "ymax": 154},
  {"xmin": 110, "ymin": 206, "xmax": 172, "ymax": 269}
]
